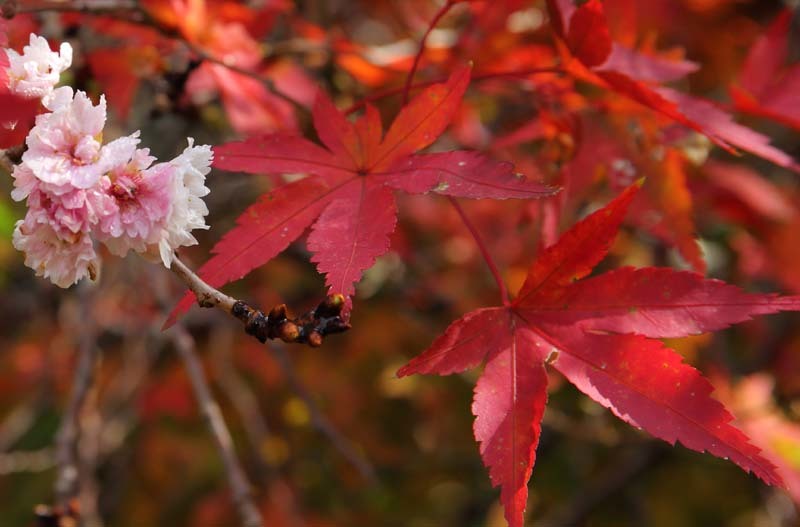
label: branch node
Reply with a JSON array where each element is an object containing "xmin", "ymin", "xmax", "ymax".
[{"xmin": 197, "ymin": 292, "xmax": 216, "ymax": 308}]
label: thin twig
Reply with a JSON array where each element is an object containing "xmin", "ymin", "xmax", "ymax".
[
  {"xmin": 11, "ymin": 0, "xmax": 137, "ymax": 13},
  {"xmin": 54, "ymin": 284, "xmax": 100, "ymax": 509},
  {"xmin": 397, "ymin": 2, "xmax": 538, "ymax": 306},
  {"xmin": 170, "ymin": 255, "xmax": 238, "ymax": 313},
  {"xmin": 77, "ymin": 387, "xmax": 104, "ymax": 527},
  {"xmin": 170, "ymin": 325, "xmax": 263, "ymax": 527},
  {"xmin": 345, "ymin": 67, "xmax": 564, "ymax": 115},
  {"xmin": 210, "ymin": 329, "xmax": 272, "ymax": 476},
  {"xmin": 270, "ymin": 343, "xmax": 377, "ymax": 483},
  {"xmin": 211, "ymin": 332, "xmax": 314, "ymax": 527},
  {"xmin": 177, "ymin": 38, "xmax": 304, "ymax": 112},
  {"xmin": 449, "ymin": 197, "xmax": 510, "ymax": 305}
]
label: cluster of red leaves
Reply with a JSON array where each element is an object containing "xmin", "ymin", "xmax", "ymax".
[
  {"xmin": 5, "ymin": 1, "xmax": 800, "ymax": 526},
  {"xmin": 167, "ymin": 65, "xmax": 554, "ymax": 324},
  {"xmin": 157, "ymin": 3, "xmax": 800, "ymax": 525}
]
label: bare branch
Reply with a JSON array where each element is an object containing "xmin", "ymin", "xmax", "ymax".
[
  {"xmin": 210, "ymin": 329, "xmax": 272, "ymax": 475},
  {"xmin": 54, "ymin": 285, "xmax": 100, "ymax": 510},
  {"xmin": 169, "ymin": 254, "xmax": 351, "ymax": 347},
  {"xmin": 271, "ymin": 343, "xmax": 377, "ymax": 483},
  {"xmin": 169, "ymin": 255, "xmax": 238, "ymax": 312},
  {"xmin": 170, "ymin": 325, "xmax": 263, "ymax": 527}
]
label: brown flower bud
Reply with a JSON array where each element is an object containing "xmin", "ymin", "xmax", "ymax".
[
  {"xmin": 268, "ymin": 303, "xmax": 288, "ymax": 321},
  {"xmin": 278, "ymin": 321, "xmax": 300, "ymax": 342},
  {"xmin": 307, "ymin": 330, "xmax": 323, "ymax": 347}
]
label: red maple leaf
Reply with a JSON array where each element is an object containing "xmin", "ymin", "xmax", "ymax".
[
  {"xmin": 167, "ymin": 66, "xmax": 554, "ymax": 325},
  {"xmin": 399, "ymin": 181, "xmax": 800, "ymax": 527},
  {"xmin": 548, "ymin": 0, "xmax": 799, "ymax": 171}
]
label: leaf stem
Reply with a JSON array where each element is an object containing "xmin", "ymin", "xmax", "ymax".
[
  {"xmin": 398, "ymin": 1, "xmax": 512, "ymax": 305},
  {"xmin": 400, "ymin": 0, "xmax": 459, "ymax": 106},
  {"xmin": 448, "ymin": 196, "xmax": 510, "ymax": 306}
]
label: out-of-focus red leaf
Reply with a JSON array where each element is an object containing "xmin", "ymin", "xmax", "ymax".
[
  {"xmin": 738, "ymin": 10, "xmax": 791, "ymax": 99},
  {"xmin": 87, "ymin": 48, "xmax": 145, "ymax": 120},
  {"xmin": 731, "ymin": 10, "xmax": 800, "ymax": 132},
  {"xmin": 0, "ymin": 93, "xmax": 40, "ymax": 148},
  {"xmin": 704, "ymin": 161, "xmax": 795, "ymax": 222},
  {"xmin": 600, "ymin": 44, "xmax": 699, "ymax": 82},
  {"xmin": 715, "ymin": 373, "xmax": 800, "ymax": 506},
  {"xmin": 207, "ymin": 65, "xmax": 298, "ymax": 135},
  {"xmin": 565, "ymin": 0, "xmax": 612, "ymax": 68},
  {"xmin": 658, "ymin": 88, "xmax": 799, "ymax": 172},
  {"xmin": 633, "ymin": 151, "xmax": 705, "ymax": 273},
  {"xmin": 551, "ymin": 0, "xmax": 799, "ymax": 169}
]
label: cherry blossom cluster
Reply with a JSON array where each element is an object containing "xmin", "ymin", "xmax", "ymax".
[{"xmin": 4, "ymin": 34, "xmax": 212, "ymax": 287}]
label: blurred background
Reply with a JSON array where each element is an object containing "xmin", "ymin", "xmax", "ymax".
[{"xmin": 1, "ymin": 0, "xmax": 800, "ymax": 525}]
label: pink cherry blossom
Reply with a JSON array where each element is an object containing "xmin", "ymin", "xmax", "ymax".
[
  {"xmin": 5, "ymin": 34, "xmax": 72, "ymax": 101},
  {"xmin": 7, "ymin": 32, "xmax": 214, "ymax": 287},
  {"xmin": 95, "ymin": 145, "xmax": 173, "ymax": 257},
  {"xmin": 10, "ymin": 163, "xmax": 37, "ymax": 202},
  {"xmin": 22, "ymin": 88, "xmax": 111, "ymax": 189},
  {"xmin": 13, "ymin": 215, "xmax": 100, "ymax": 288},
  {"xmin": 13, "ymin": 162, "xmax": 116, "ymax": 237}
]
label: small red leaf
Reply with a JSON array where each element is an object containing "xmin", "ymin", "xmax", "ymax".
[
  {"xmin": 566, "ymin": 0, "xmax": 612, "ymax": 68},
  {"xmin": 599, "ymin": 44, "xmax": 699, "ymax": 83},
  {"xmin": 398, "ymin": 307, "xmax": 510, "ymax": 376},
  {"xmin": 528, "ymin": 267, "xmax": 800, "ymax": 338},
  {"xmin": 312, "ymin": 90, "xmax": 361, "ymax": 169},
  {"xmin": 657, "ymin": 88, "xmax": 799, "ymax": 172},
  {"xmin": 212, "ymin": 134, "xmax": 352, "ymax": 180}
]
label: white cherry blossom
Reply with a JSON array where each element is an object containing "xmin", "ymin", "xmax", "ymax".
[{"xmin": 5, "ymin": 33, "xmax": 72, "ymax": 101}]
